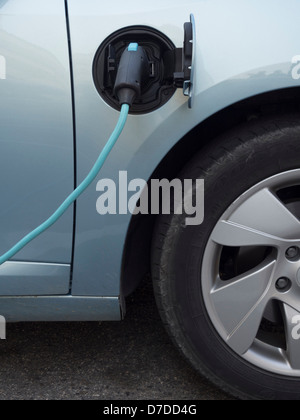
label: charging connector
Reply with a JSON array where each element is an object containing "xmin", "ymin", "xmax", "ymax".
[{"xmin": 114, "ymin": 43, "xmax": 150, "ymax": 106}]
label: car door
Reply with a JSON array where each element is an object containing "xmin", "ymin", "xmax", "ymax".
[{"xmin": 0, "ymin": 0, "xmax": 74, "ymax": 295}]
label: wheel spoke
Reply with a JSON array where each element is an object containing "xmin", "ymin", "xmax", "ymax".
[
  {"xmin": 282, "ymin": 304, "xmax": 300, "ymax": 370},
  {"xmin": 211, "ymin": 220, "xmax": 280, "ymax": 247},
  {"xmin": 210, "ymin": 259, "xmax": 276, "ymax": 355},
  {"xmin": 212, "ymin": 188, "xmax": 300, "ymax": 247}
]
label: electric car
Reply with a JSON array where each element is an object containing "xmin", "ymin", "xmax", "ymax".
[{"xmin": 1, "ymin": 0, "xmax": 300, "ymax": 400}]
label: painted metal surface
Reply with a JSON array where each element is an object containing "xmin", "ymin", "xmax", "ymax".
[
  {"xmin": 0, "ymin": 0, "xmax": 74, "ymax": 295},
  {"xmin": 0, "ymin": 295, "xmax": 120, "ymax": 322},
  {"xmin": 67, "ymin": 0, "xmax": 300, "ymax": 297},
  {"xmin": 0, "ymin": 261, "xmax": 70, "ymax": 296}
]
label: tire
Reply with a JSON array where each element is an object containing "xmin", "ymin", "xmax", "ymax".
[{"xmin": 152, "ymin": 113, "xmax": 300, "ymax": 400}]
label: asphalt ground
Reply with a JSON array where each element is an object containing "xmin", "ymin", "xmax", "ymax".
[{"xmin": 0, "ymin": 277, "xmax": 233, "ymax": 400}]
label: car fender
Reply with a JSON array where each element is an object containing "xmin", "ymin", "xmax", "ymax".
[{"xmin": 67, "ymin": 0, "xmax": 300, "ymax": 297}]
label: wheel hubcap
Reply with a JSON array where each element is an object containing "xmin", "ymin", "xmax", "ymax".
[{"xmin": 202, "ymin": 170, "xmax": 300, "ymax": 376}]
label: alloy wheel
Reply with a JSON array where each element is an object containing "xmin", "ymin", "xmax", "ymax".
[{"xmin": 203, "ymin": 170, "xmax": 300, "ymax": 376}]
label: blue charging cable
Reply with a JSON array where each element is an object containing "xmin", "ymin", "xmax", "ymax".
[
  {"xmin": 0, "ymin": 42, "xmax": 147, "ymax": 265},
  {"xmin": 0, "ymin": 104, "xmax": 130, "ymax": 265}
]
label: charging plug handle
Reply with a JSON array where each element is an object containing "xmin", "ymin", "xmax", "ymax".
[{"xmin": 114, "ymin": 44, "xmax": 150, "ymax": 107}]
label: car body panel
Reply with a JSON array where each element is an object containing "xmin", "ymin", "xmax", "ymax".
[
  {"xmin": 0, "ymin": 261, "xmax": 70, "ymax": 296},
  {"xmin": 0, "ymin": 295, "xmax": 120, "ymax": 322},
  {"xmin": 67, "ymin": 0, "xmax": 300, "ymax": 299},
  {"xmin": 0, "ymin": 0, "xmax": 74, "ymax": 295}
]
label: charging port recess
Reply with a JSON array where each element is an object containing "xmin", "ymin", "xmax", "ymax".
[{"xmin": 93, "ymin": 22, "xmax": 194, "ymax": 115}]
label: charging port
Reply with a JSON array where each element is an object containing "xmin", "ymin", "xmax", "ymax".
[{"xmin": 93, "ymin": 24, "xmax": 193, "ymax": 114}]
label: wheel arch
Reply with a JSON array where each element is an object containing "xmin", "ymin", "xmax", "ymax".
[{"xmin": 121, "ymin": 87, "xmax": 300, "ymax": 298}]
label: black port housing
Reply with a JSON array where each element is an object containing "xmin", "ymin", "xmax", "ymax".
[{"xmin": 93, "ymin": 26, "xmax": 177, "ymax": 115}]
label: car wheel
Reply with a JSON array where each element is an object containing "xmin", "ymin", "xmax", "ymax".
[{"xmin": 152, "ymin": 113, "xmax": 300, "ymax": 400}]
